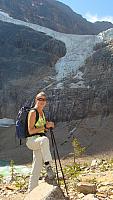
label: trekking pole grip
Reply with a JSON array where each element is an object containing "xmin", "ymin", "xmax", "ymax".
[{"xmin": 50, "ymin": 127, "xmax": 53, "ymax": 133}]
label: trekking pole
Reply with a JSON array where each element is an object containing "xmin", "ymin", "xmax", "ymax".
[
  {"xmin": 50, "ymin": 128, "xmax": 69, "ymax": 198},
  {"xmin": 50, "ymin": 133, "xmax": 69, "ymax": 200},
  {"xmin": 50, "ymin": 130, "xmax": 69, "ymax": 199},
  {"xmin": 50, "ymin": 129, "xmax": 60, "ymax": 187}
]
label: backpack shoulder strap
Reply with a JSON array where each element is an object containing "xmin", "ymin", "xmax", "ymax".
[{"xmin": 30, "ymin": 108, "xmax": 39, "ymax": 122}]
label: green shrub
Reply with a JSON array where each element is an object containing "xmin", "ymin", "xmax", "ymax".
[
  {"xmin": 14, "ymin": 175, "xmax": 29, "ymax": 190},
  {"xmin": 72, "ymin": 137, "xmax": 86, "ymax": 163},
  {"xmin": 64, "ymin": 162, "xmax": 81, "ymax": 179}
]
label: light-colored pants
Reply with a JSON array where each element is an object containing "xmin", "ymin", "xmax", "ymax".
[{"xmin": 26, "ymin": 136, "xmax": 52, "ymax": 192}]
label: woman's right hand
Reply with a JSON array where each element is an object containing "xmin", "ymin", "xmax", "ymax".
[{"xmin": 46, "ymin": 121, "xmax": 54, "ymax": 129}]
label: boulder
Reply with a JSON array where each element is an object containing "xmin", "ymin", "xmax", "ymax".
[
  {"xmin": 77, "ymin": 182, "xmax": 97, "ymax": 195},
  {"xmin": 24, "ymin": 182, "xmax": 66, "ymax": 200}
]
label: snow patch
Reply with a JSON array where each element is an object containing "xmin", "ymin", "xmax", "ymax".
[
  {"xmin": 99, "ymin": 28, "xmax": 113, "ymax": 41},
  {"xmin": 70, "ymin": 81, "xmax": 85, "ymax": 89},
  {"xmin": 54, "ymin": 82, "xmax": 64, "ymax": 89},
  {"xmin": 73, "ymin": 71, "xmax": 83, "ymax": 80},
  {"xmin": 38, "ymin": 15, "xmax": 45, "ymax": 19},
  {"xmin": 0, "ymin": 11, "xmax": 13, "ymax": 19},
  {"xmin": 39, "ymin": 3, "xmax": 43, "ymax": 6},
  {"xmin": 0, "ymin": 118, "xmax": 15, "ymax": 127}
]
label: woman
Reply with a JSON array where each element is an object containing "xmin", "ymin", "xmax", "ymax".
[{"xmin": 26, "ymin": 91, "xmax": 55, "ymax": 192}]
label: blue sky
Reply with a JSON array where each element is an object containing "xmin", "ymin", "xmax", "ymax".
[{"xmin": 59, "ymin": 0, "xmax": 113, "ymax": 23}]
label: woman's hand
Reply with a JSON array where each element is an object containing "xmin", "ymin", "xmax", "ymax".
[{"xmin": 46, "ymin": 121, "xmax": 54, "ymax": 129}]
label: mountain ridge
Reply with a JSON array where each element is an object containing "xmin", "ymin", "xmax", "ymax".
[{"xmin": 0, "ymin": 0, "xmax": 113, "ymax": 35}]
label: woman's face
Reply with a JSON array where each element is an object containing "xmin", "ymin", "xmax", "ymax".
[{"xmin": 35, "ymin": 95, "xmax": 47, "ymax": 109}]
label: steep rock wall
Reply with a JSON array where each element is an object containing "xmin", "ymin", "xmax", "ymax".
[
  {"xmin": 0, "ymin": 21, "xmax": 66, "ymax": 118},
  {"xmin": 46, "ymin": 40, "xmax": 113, "ymax": 122}
]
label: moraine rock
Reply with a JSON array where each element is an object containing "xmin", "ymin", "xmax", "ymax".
[{"xmin": 77, "ymin": 182, "xmax": 97, "ymax": 195}]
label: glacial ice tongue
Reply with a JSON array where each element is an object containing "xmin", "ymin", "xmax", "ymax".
[
  {"xmin": 0, "ymin": 10, "xmax": 113, "ymax": 84},
  {"xmin": 0, "ymin": 10, "xmax": 102, "ymax": 82}
]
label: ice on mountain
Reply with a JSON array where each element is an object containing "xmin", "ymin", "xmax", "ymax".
[
  {"xmin": 99, "ymin": 28, "xmax": 113, "ymax": 41},
  {"xmin": 73, "ymin": 71, "xmax": 83, "ymax": 80},
  {"xmin": 70, "ymin": 81, "xmax": 85, "ymax": 89},
  {"xmin": 0, "ymin": 10, "xmax": 113, "ymax": 88}
]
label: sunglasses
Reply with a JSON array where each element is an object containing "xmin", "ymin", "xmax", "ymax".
[{"xmin": 37, "ymin": 98, "xmax": 46, "ymax": 102}]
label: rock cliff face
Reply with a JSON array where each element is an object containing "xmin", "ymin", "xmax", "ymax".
[
  {"xmin": 46, "ymin": 40, "xmax": 113, "ymax": 122},
  {"xmin": 0, "ymin": 21, "xmax": 66, "ymax": 118},
  {"xmin": 0, "ymin": 0, "xmax": 113, "ymax": 35},
  {"xmin": 83, "ymin": 40, "xmax": 113, "ymax": 117}
]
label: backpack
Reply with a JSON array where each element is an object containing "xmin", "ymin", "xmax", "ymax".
[{"xmin": 16, "ymin": 104, "xmax": 39, "ymax": 145}]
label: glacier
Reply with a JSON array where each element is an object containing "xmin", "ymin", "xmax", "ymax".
[
  {"xmin": 0, "ymin": 11, "xmax": 101, "ymax": 82},
  {"xmin": 0, "ymin": 10, "xmax": 113, "ymax": 85}
]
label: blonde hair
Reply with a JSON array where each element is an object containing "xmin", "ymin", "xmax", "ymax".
[{"xmin": 35, "ymin": 91, "xmax": 46, "ymax": 102}]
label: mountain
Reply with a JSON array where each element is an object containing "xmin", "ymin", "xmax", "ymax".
[
  {"xmin": 0, "ymin": 0, "xmax": 113, "ymax": 35},
  {"xmin": 0, "ymin": 8, "xmax": 113, "ymax": 123},
  {"xmin": 94, "ymin": 21, "xmax": 113, "ymax": 33}
]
